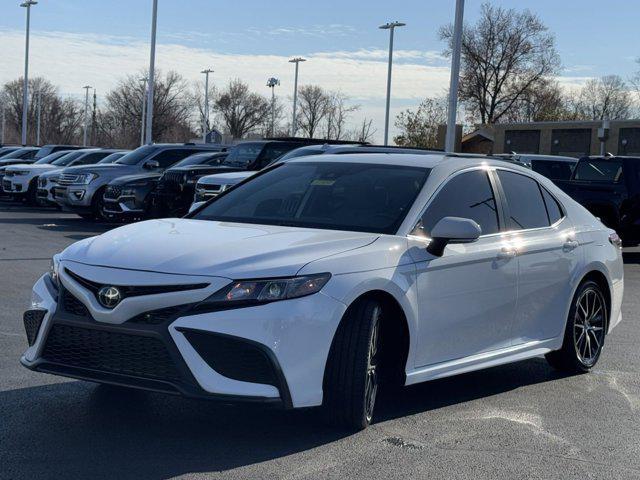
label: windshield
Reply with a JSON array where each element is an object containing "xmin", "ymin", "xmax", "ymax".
[
  {"xmin": 222, "ymin": 143, "xmax": 264, "ymax": 168},
  {"xmin": 194, "ymin": 162, "xmax": 430, "ymax": 234},
  {"xmin": 34, "ymin": 151, "xmax": 70, "ymax": 164},
  {"xmin": 51, "ymin": 151, "xmax": 86, "ymax": 166},
  {"xmin": 98, "ymin": 152, "xmax": 125, "ymax": 164},
  {"xmin": 574, "ymin": 159, "xmax": 623, "ymax": 182},
  {"xmin": 34, "ymin": 146, "xmax": 54, "ymax": 159},
  {"xmin": 114, "ymin": 145, "xmax": 158, "ymax": 165},
  {"xmin": 173, "ymin": 152, "xmax": 225, "ymax": 168},
  {"xmin": 1, "ymin": 148, "xmax": 36, "ymax": 159}
]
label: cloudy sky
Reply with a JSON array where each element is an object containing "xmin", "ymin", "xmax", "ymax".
[{"xmin": 1, "ymin": 0, "xmax": 638, "ymax": 142}]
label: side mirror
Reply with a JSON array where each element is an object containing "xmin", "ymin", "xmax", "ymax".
[
  {"xmin": 144, "ymin": 159, "xmax": 160, "ymax": 170},
  {"xmin": 426, "ymin": 216, "xmax": 482, "ymax": 257}
]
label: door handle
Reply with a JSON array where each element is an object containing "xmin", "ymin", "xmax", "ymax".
[
  {"xmin": 497, "ymin": 247, "xmax": 518, "ymax": 260},
  {"xmin": 563, "ymin": 240, "xmax": 579, "ymax": 252}
]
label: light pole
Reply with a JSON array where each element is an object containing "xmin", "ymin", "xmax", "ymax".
[
  {"xmin": 36, "ymin": 88, "xmax": 41, "ymax": 145},
  {"xmin": 201, "ymin": 68, "xmax": 214, "ymax": 143},
  {"xmin": 289, "ymin": 57, "xmax": 306, "ymax": 137},
  {"xmin": 445, "ymin": 0, "xmax": 465, "ymax": 153},
  {"xmin": 1, "ymin": 101, "xmax": 5, "ymax": 145},
  {"xmin": 145, "ymin": 0, "xmax": 158, "ymax": 145},
  {"xmin": 267, "ymin": 77, "xmax": 280, "ymax": 137},
  {"xmin": 379, "ymin": 21, "xmax": 405, "ymax": 146},
  {"xmin": 139, "ymin": 77, "xmax": 148, "ymax": 146},
  {"xmin": 20, "ymin": 1, "xmax": 37, "ymax": 146},
  {"xmin": 82, "ymin": 85, "xmax": 92, "ymax": 146}
]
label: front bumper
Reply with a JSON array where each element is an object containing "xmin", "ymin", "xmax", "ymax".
[
  {"xmin": 22, "ymin": 267, "xmax": 346, "ymax": 408},
  {"xmin": 102, "ymin": 196, "xmax": 146, "ymax": 220}
]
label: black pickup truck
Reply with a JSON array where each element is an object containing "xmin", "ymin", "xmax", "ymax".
[{"xmin": 554, "ymin": 155, "xmax": 640, "ymax": 243}]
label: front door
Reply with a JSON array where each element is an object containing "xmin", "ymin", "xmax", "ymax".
[{"xmin": 409, "ymin": 169, "xmax": 518, "ymax": 368}]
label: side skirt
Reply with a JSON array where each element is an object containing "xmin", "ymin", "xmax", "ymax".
[{"xmin": 405, "ymin": 337, "xmax": 561, "ymax": 386}]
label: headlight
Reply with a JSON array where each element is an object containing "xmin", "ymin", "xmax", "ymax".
[
  {"xmin": 75, "ymin": 173, "xmax": 98, "ymax": 184},
  {"xmin": 196, "ymin": 273, "xmax": 331, "ymax": 310},
  {"xmin": 12, "ymin": 170, "xmax": 30, "ymax": 176},
  {"xmin": 49, "ymin": 255, "xmax": 61, "ymax": 288}
]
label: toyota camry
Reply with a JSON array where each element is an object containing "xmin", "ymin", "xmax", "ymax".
[{"xmin": 21, "ymin": 154, "xmax": 624, "ymax": 430}]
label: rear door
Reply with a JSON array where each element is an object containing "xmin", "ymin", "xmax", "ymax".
[{"xmin": 494, "ymin": 169, "xmax": 580, "ymax": 343}]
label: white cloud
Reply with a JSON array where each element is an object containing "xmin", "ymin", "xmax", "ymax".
[{"xmin": 0, "ymin": 28, "xmax": 451, "ymax": 142}]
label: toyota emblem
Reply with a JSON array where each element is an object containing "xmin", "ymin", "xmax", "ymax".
[{"xmin": 97, "ymin": 286, "xmax": 122, "ymax": 308}]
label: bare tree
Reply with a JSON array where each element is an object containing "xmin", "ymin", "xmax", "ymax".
[
  {"xmin": 629, "ymin": 59, "xmax": 640, "ymax": 112},
  {"xmin": 502, "ymin": 79, "xmax": 571, "ymax": 122},
  {"xmin": 214, "ymin": 79, "xmax": 270, "ymax": 139},
  {"xmin": 349, "ymin": 118, "xmax": 376, "ymax": 143},
  {"xmin": 98, "ymin": 70, "xmax": 195, "ymax": 148},
  {"xmin": 440, "ymin": 3, "xmax": 561, "ymax": 125},
  {"xmin": 394, "ymin": 97, "xmax": 447, "ymax": 148},
  {"xmin": 296, "ymin": 85, "xmax": 331, "ymax": 138},
  {"xmin": 1, "ymin": 77, "xmax": 83, "ymax": 145},
  {"xmin": 569, "ymin": 75, "xmax": 632, "ymax": 121},
  {"xmin": 188, "ymin": 79, "xmax": 217, "ymax": 136},
  {"xmin": 323, "ymin": 92, "xmax": 359, "ymax": 140}
]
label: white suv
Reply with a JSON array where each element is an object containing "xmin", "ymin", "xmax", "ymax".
[{"xmin": 22, "ymin": 154, "xmax": 623, "ymax": 429}]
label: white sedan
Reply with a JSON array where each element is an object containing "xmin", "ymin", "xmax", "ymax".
[{"xmin": 21, "ymin": 154, "xmax": 623, "ymax": 430}]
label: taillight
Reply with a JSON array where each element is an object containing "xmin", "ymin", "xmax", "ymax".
[{"xmin": 609, "ymin": 232, "xmax": 622, "ymax": 249}]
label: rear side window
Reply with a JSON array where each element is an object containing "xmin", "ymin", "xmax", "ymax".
[
  {"xmin": 497, "ymin": 170, "xmax": 548, "ymax": 230},
  {"xmin": 258, "ymin": 143, "xmax": 301, "ymax": 168},
  {"xmin": 530, "ymin": 160, "xmax": 574, "ymax": 180},
  {"xmin": 541, "ymin": 187, "xmax": 563, "ymax": 225},
  {"xmin": 422, "ymin": 170, "xmax": 500, "ymax": 236},
  {"xmin": 574, "ymin": 159, "xmax": 623, "ymax": 182}
]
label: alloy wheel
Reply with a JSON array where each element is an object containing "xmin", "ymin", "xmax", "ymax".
[
  {"xmin": 364, "ymin": 307, "xmax": 381, "ymax": 423},
  {"xmin": 573, "ymin": 287, "xmax": 606, "ymax": 367}
]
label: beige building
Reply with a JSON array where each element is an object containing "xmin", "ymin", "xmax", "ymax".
[{"xmin": 457, "ymin": 120, "xmax": 640, "ymax": 157}]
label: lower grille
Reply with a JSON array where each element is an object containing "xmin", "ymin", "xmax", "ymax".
[
  {"xmin": 53, "ymin": 186, "xmax": 67, "ymax": 198},
  {"xmin": 62, "ymin": 290, "xmax": 89, "ymax": 317},
  {"xmin": 42, "ymin": 324, "xmax": 181, "ymax": 381},
  {"xmin": 24, "ymin": 310, "xmax": 47, "ymax": 346},
  {"xmin": 104, "ymin": 185, "xmax": 122, "ymax": 200}
]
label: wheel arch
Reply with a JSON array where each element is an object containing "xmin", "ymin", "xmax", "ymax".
[{"xmin": 565, "ymin": 264, "xmax": 613, "ymax": 334}]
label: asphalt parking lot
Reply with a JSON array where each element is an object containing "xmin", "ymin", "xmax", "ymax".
[{"xmin": 1, "ymin": 200, "xmax": 639, "ymax": 480}]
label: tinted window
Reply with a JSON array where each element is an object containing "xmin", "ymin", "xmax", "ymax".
[
  {"xmin": 152, "ymin": 149, "xmax": 201, "ymax": 168},
  {"xmin": 574, "ymin": 159, "xmax": 623, "ymax": 182},
  {"xmin": 497, "ymin": 170, "xmax": 548, "ymax": 230},
  {"xmin": 222, "ymin": 143, "xmax": 264, "ymax": 168},
  {"xmin": 0, "ymin": 148, "xmax": 37, "ymax": 159},
  {"xmin": 541, "ymin": 187, "xmax": 563, "ymax": 224},
  {"xmin": 98, "ymin": 152, "xmax": 126, "ymax": 164},
  {"xmin": 34, "ymin": 146, "xmax": 55, "ymax": 159},
  {"xmin": 51, "ymin": 151, "xmax": 86, "ymax": 166},
  {"xmin": 172, "ymin": 152, "xmax": 225, "ymax": 168},
  {"xmin": 194, "ymin": 162, "xmax": 430, "ymax": 234},
  {"xmin": 72, "ymin": 151, "xmax": 110, "ymax": 165},
  {"xmin": 530, "ymin": 160, "xmax": 575, "ymax": 180},
  {"xmin": 258, "ymin": 143, "xmax": 301, "ymax": 168},
  {"xmin": 422, "ymin": 170, "xmax": 499, "ymax": 236},
  {"xmin": 114, "ymin": 145, "xmax": 159, "ymax": 165},
  {"xmin": 276, "ymin": 146, "xmax": 325, "ymax": 163},
  {"xmin": 34, "ymin": 151, "xmax": 70, "ymax": 164}
]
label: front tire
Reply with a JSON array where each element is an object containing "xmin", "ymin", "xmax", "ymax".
[
  {"xmin": 546, "ymin": 280, "xmax": 607, "ymax": 373},
  {"xmin": 323, "ymin": 299, "xmax": 382, "ymax": 430}
]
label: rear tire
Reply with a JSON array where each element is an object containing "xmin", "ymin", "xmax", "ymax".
[
  {"xmin": 545, "ymin": 280, "xmax": 607, "ymax": 373},
  {"xmin": 323, "ymin": 298, "xmax": 383, "ymax": 431}
]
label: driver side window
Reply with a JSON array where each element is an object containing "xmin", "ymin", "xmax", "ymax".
[{"xmin": 421, "ymin": 170, "xmax": 500, "ymax": 236}]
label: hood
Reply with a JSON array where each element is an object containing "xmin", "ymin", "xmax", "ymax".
[
  {"xmin": 199, "ymin": 171, "xmax": 254, "ymax": 185},
  {"xmin": 6, "ymin": 164, "xmax": 56, "ymax": 172},
  {"xmin": 39, "ymin": 168, "xmax": 65, "ymax": 179},
  {"xmin": 66, "ymin": 164, "xmax": 134, "ymax": 174},
  {"xmin": 0, "ymin": 159, "xmax": 35, "ymax": 167},
  {"xmin": 62, "ymin": 218, "xmax": 379, "ymax": 278},
  {"xmin": 110, "ymin": 173, "xmax": 162, "ymax": 185}
]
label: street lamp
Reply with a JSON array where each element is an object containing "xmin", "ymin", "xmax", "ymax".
[
  {"xmin": 266, "ymin": 77, "xmax": 280, "ymax": 137},
  {"xmin": 139, "ymin": 77, "xmax": 148, "ymax": 146},
  {"xmin": 379, "ymin": 21, "xmax": 405, "ymax": 146},
  {"xmin": 289, "ymin": 57, "xmax": 306, "ymax": 137},
  {"xmin": 36, "ymin": 88, "xmax": 41, "ymax": 145},
  {"xmin": 145, "ymin": 0, "xmax": 158, "ymax": 145},
  {"xmin": 20, "ymin": 0, "xmax": 37, "ymax": 146},
  {"xmin": 82, "ymin": 85, "xmax": 92, "ymax": 147},
  {"xmin": 201, "ymin": 68, "xmax": 214, "ymax": 143},
  {"xmin": 445, "ymin": 0, "xmax": 465, "ymax": 153}
]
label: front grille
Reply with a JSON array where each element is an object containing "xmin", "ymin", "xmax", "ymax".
[
  {"xmin": 58, "ymin": 173, "xmax": 80, "ymax": 185},
  {"xmin": 202, "ymin": 184, "xmax": 222, "ymax": 192},
  {"xmin": 104, "ymin": 185, "xmax": 122, "ymax": 200},
  {"xmin": 159, "ymin": 171, "xmax": 186, "ymax": 192},
  {"xmin": 65, "ymin": 268, "xmax": 209, "ymax": 300},
  {"xmin": 24, "ymin": 310, "xmax": 47, "ymax": 346},
  {"xmin": 53, "ymin": 186, "xmax": 67, "ymax": 199},
  {"xmin": 62, "ymin": 290, "xmax": 89, "ymax": 317},
  {"xmin": 180, "ymin": 329, "xmax": 279, "ymax": 386},
  {"xmin": 42, "ymin": 324, "xmax": 181, "ymax": 381}
]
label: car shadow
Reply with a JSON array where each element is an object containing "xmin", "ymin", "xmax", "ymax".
[
  {"xmin": 2, "ymin": 357, "xmax": 567, "ymax": 479},
  {"xmin": 622, "ymin": 251, "xmax": 640, "ymax": 265}
]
